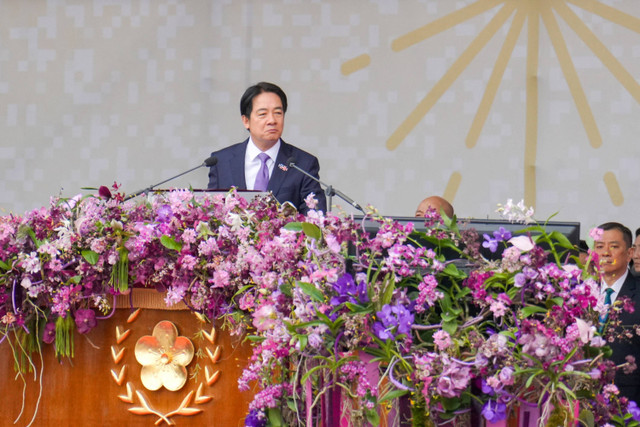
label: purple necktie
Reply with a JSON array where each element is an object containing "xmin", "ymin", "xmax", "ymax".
[{"xmin": 253, "ymin": 152, "xmax": 270, "ymax": 191}]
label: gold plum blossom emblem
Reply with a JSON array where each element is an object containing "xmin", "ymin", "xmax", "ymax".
[{"xmin": 135, "ymin": 321, "xmax": 194, "ymax": 391}]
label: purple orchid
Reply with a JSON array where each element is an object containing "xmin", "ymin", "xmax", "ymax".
[
  {"xmin": 492, "ymin": 226, "xmax": 512, "ymax": 242},
  {"xmin": 330, "ymin": 273, "xmax": 369, "ymax": 307},
  {"xmin": 482, "ymin": 234, "xmax": 499, "ymax": 253},
  {"xmin": 42, "ymin": 322, "xmax": 56, "ymax": 344},
  {"xmin": 74, "ymin": 309, "xmax": 97, "ymax": 334},
  {"xmin": 481, "ymin": 400, "xmax": 507, "ymax": 423},
  {"xmin": 373, "ymin": 303, "xmax": 414, "ymax": 340}
]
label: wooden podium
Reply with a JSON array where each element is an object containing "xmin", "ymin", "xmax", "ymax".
[{"xmin": 0, "ymin": 290, "xmax": 254, "ymax": 426}]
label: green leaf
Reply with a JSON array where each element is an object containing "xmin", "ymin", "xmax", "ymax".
[
  {"xmin": 578, "ymin": 408, "xmax": 595, "ymax": 427},
  {"xmin": 380, "ymin": 273, "xmax": 396, "ymax": 306},
  {"xmin": 0, "ymin": 260, "xmax": 11, "ymax": 271},
  {"xmin": 439, "ymin": 294, "xmax": 453, "ymax": 312},
  {"xmin": 296, "ymin": 281, "xmax": 325, "ymax": 303},
  {"xmin": 521, "ymin": 305, "xmax": 548, "ymax": 318},
  {"xmin": 160, "ymin": 235, "xmax": 183, "ymax": 251},
  {"xmin": 344, "ymin": 302, "xmax": 372, "ymax": 314},
  {"xmin": 279, "ymin": 282, "xmax": 293, "ymax": 297},
  {"xmin": 378, "ymin": 389, "xmax": 408, "ymax": 403},
  {"xmin": 441, "ymin": 319, "xmax": 458, "ymax": 335},
  {"xmin": 548, "ymin": 230, "xmax": 573, "ymax": 249},
  {"xmin": 443, "ymin": 262, "xmax": 466, "ymax": 279},
  {"xmin": 81, "ymin": 250, "xmax": 100, "ymax": 265},
  {"xmin": 301, "ymin": 364, "xmax": 329, "ymax": 384},
  {"xmin": 267, "ymin": 408, "xmax": 285, "ymax": 427},
  {"xmin": 556, "ymin": 381, "xmax": 577, "ymax": 400},
  {"xmin": 549, "ymin": 297, "xmax": 564, "ymax": 307},
  {"xmin": 298, "ymin": 334, "xmax": 308, "ymax": 351},
  {"xmin": 283, "ymin": 222, "xmax": 303, "ymax": 232},
  {"xmin": 365, "ymin": 408, "xmax": 380, "ymax": 426},
  {"xmin": 291, "ymin": 320, "xmax": 328, "ymax": 330},
  {"xmin": 440, "ymin": 396, "xmax": 462, "ymax": 411},
  {"xmin": 440, "ymin": 312, "xmax": 459, "ymax": 322},
  {"xmin": 301, "ymin": 222, "xmax": 322, "ymax": 241},
  {"xmin": 524, "ymin": 370, "xmax": 543, "ymax": 388},
  {"xmin": 69, "ymin": 275, "xmax": 82, "ymax": 284}
]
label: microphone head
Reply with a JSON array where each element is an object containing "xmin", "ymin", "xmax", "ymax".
[
  {"xmin": 204, "ymin": 156, "xmax": 218, "ymax": 167},
  {"xmin": 286, "ymin": 157, "xmax": 296, "ymax": 167}
]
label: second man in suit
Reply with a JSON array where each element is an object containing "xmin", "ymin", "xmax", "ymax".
[{"xmin": 594, "ymin": 222, "xmax": 640, "ymax": 404}]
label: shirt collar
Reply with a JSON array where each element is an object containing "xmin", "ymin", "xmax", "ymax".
[
  {"xmin": 247, "ymin": 137, "xmax": 280, "ymax": 161},
  {"xmin": 601, "ymin": 269, "xmax": 628, "ymax": 296}
]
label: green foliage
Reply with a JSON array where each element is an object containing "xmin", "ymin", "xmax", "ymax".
[{"xmin": 160, "ymin": 235, "xmax": 183, "ymax": 251}]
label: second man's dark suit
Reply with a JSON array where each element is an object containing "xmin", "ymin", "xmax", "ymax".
[
  {"xmin": 207, "ymin": 139, "xmax": 327, "ymax": 214},
  {"xmin": 608, "ymin": 272, "xmax": 640, "ymax": 404}
]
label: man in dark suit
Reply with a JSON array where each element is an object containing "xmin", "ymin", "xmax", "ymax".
[
  {"xmin": 594, "ymin": 222, "xmax": 640, "ymax": 404},
  {"xmin": 207, "ymin": 82, "xmax": 326, "ymax": 214}
]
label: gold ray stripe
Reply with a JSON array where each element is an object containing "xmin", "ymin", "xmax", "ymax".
[
  {"xmin": 553, "ymin": 1, "xmax": 640, "ymax": 105},
  {"xmin": 391, "ymin": 0, "xmax": 505, "ymax": 52},
  {"xmin": 387, "ymin": 2, "xmax": 517, "ymax": 150},
  {"xmin": 443, "ymin": 171, "xmax": 461, "ymax": 204},
  {"xmin": 566, "ymin": 0, "xmax": 640, "ymax": 35},
  {"xmin": 540, "ymin": 0, "xmax": 602, "ymax": 149},
  {"xmin": 603, "ymin": 171, "xmax": 624, "ymax": 206},
  {"xmin": 341, "ymin": 54, "xmax": 371, "ymax": 76},
  {"xmin": 466, "ymin": 6, "xmax": 527, "ymax": 149},
  {"xmin": 525, "ymin": 4, "xmax": 540, "ymax": 209}
]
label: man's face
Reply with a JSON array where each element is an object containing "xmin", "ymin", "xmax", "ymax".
[
  {"xmin": 594, "ymin": 228, "xmax": 632, "ymax": 279},
  {"xmin": 242, "ymin": 92, "xmax": 284, "ymax": 150},
  {"xmin": 632, "ymin": 235, "xmax": 640, "ymax": 273}
]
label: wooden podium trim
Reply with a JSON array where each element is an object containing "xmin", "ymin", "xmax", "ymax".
[{"xmin": 115, "ymin": 289, "xmax": 189, "ymax": 311}]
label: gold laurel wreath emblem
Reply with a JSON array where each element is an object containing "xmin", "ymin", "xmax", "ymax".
[{"xmin": 110, "ymin": 309, "xmax": 222, "ymax": 425}]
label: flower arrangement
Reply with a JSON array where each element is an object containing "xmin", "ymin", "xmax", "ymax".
[{"xmin": 1, "ymin": 187, "xmax": 639, "ymax": 427}]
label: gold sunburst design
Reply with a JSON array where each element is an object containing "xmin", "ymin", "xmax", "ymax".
[
  {"xmin": 110, "ymin": 308, "xmax": 221, "ymax": 425},
  {"xmin": 343, "ymin": 0, "xmax": 640, "ymax": 208}
]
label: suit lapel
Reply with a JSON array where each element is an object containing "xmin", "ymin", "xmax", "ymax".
[
  {"xmin": 231, "ymin": 140, "xmax": 248, "ymax": 189},
  {"xmin": 617, "ymin": 272, "xmax": 640, "ymax": 326},
  {"xmin": 618, "ymin": 273, "xmax": 637, "ymax": 299},
  {"xmin": 267, "ymin": 141, "xmax": 291, "ymax": 195}
]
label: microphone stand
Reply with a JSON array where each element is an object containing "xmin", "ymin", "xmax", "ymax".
[
  {"xmin": 125, "ymin": 157, "xmax": 217, "ymax": 201},
  {"xmin": 288, "ymin": 162, "xmax": 364, "ymax": 213}
]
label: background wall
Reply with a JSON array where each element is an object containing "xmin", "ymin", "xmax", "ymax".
[{"xmin": 1, "ymin": 0, "xmax": 639, "ymax": 237}]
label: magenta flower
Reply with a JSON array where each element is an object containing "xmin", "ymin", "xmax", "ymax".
[
  {"xmin": 589, "ymin": 227, "xmax": 604, "ymax": 241},
  {"xmin": 98, "ymin": 185, "xmax": 112, "ymax": 200},
  {"xmin": 433, "ymin": 330, "xmax": 452, "ymax": 350},
  {"xmin": 74, "ymin": 309, "xmax": 97, "ymax": 334},
  {"xmin": 42, "ymin": 322, "xmax": 56, "ymax": 344}
]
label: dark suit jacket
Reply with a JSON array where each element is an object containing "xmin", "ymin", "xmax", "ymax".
[
  {"xmin": 608, "ymin": 272, "xmax": 640, "ymax": 404},
  {"xmin": 207, "ymin": 139, "xmax": 327, "ymax": 214}
]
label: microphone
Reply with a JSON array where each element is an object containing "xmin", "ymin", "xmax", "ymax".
[
  {"xmin": 286, "ymin": 157, "xmax": 364, "ymax": 213},
  {"xmin": 125, "ymin": 156, "xmax": 218, "ymax": 200}
]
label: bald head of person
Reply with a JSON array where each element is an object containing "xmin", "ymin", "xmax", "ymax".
[{"xmin": 415, "ymin": 196, "xmax": 454, "ymax": 218}]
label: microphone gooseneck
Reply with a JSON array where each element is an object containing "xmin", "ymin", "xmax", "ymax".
[
  {"xmin": 125, "ymin": 155, "xmax": 218, "ymax": 200},
  {"xmin": 285, "ymin": 156, "xmax": 364, "ymax": 213}
]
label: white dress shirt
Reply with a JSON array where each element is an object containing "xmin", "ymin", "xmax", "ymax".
[
  {"xmin": 244, "ymin": 138, "xmax": 280, "ymax": 190},
  {"xmin": 600, "ymin": 269, "xmax": 629, "ymax": 306}
]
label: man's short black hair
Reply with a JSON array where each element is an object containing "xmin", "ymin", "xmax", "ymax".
[
  {"xmin": 598, "ymin": 222, "xmax": 632, "ymax": 248},
  {"xmin": 636, "ymin": 227, "xmax": 640, "ymax": 238},
  {"xmin": 240, "ymin": 82, "xmax": 288, "ymax": 117}
]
